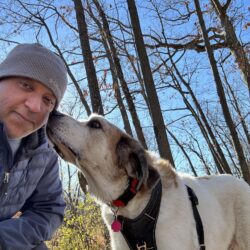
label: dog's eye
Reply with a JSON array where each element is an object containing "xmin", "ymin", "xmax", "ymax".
[{"xmin": 87, "ymin": 120, "xmax": 102, "ymax": 129}]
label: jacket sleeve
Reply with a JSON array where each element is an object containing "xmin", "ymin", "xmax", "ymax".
[{"xmin": 0, "ymin": 152, "xmax": 66, "ymax": 250}]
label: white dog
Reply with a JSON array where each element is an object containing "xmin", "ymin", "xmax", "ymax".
[{"xmin": 47, "ymin": 113, "xmax": 250, "ymax": 250}]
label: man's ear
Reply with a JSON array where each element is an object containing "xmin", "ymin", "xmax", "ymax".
[{"xmin": 116, "ymin": 135, "xmax": 148, "ymax": 190}]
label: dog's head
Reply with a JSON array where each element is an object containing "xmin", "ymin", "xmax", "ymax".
[{"xmin": 47, "ymin": 112, "xmax": 159, "ymax": 203}]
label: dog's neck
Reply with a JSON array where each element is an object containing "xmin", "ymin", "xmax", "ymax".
[
  {"xmin": 111, "ymin": 161, "xmax": 177, "ymax": 219},
  {"xmin": 116, "ymin": 180, "xmax": 160, "ymax": 219},
  {"xmin": 111, "ymin": 167, "xmax": 161, "ymax": 219},
  {"xmin": 112, "ymin": 177, "xmax": 140, "ymax": 207}
]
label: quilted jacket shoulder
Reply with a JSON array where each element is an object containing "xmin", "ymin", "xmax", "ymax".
[{"xmin": 0, "ymin": 123, "xmax": 65, "ymax": 249}]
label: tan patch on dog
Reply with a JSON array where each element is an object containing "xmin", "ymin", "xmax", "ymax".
[{"xmin": 155, "ymin": 158, "xmax": 178, "ymax": 188}]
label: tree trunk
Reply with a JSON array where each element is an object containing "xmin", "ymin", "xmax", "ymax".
[
  {"xmin": 123, "ymin": 43, "xmax": 151, "ymax": 117},
  {"xmin": 73, "ymin": 0, "xmax": 104, "ymax": 114},
  {"xmin": 87, "ymin": 1, "xmax": 133, "ymax": 137},
  {"xmin": 127, "ymin": 0, "xmax": 174, "ymax": 165},
  {"xmin": 221, "ymin": 63, "xmax": 250, "ymax": 147},
  {"xmin": 92, "ymin": 0, "xmax": 148, "ymax": 148},
  {"xmin": 194, "ymin": 0, "xmax": 250, "ymax": 184},
  {"xmin": 211, "ymin": 0, "xmax": 250, "ymax": 89}
]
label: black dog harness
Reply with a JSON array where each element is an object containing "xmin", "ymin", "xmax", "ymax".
[
  {"xmin": 111, "ymin": 179, "xmax": 205, "ymax": 250},
  {"xmin": 118, "ymin": 179, "xmax": 162, "ymax": 250}
]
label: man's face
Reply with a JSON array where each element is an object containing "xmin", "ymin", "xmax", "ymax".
[{"xmin": 0, "ymin": 77, "xmax": 56, "ymax": 139}]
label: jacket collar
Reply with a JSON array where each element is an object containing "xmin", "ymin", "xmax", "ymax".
[
  {"xmin": 0, "ymin": 122, "xmax": 48, "ymax": 160},
  {"xmin": 20, "ymin": 126, "xmax": 47, "ymax": 151}
]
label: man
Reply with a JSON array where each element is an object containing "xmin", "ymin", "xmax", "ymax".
[{"xmin": 0, "ymin": 43, "xmax": 67, "ymax": 249}]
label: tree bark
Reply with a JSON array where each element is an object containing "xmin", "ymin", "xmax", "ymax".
[
  {"xmin": 127, "ymin": 0, "xmax": 174, "ymax": 165},
  {"xmin": 194, "ymin": 0, "xmax": 250, "ymax": 184},
  {"xmin": 73, "ymin": 0, "xmax": 104, "ymax": 114},
  {"xmin": 211, "ymin": 0, "xmax": 250, "ymax": 89}
]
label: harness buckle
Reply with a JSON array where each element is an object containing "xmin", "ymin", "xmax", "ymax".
[
  {"xmin": 136, "ymin": 241, "xmax": 147, "ymax": 250},
  {"xmin": 200, "ymin": 243, "xmax": 206, "ymax": 250}
]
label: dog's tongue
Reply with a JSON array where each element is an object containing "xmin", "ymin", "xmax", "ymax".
[{"xmin": 111, "ymin": 219, "xmax": 122, "ymax": 232}]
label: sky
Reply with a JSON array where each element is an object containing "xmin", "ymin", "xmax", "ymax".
[{"xmin": 0, "ymin": 0, "xmax": 249, "ymax": 188}]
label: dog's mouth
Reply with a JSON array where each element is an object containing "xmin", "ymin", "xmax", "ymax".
[
  {"xmin": 53, "ymin": 142, "xmax": 77, "ymax": 159},
  {"xmin": 47, "ymin": 127, "xmax": 78, "ymax": 162}
]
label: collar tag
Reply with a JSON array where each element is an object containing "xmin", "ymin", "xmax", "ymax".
[{"xmin": 111, "ymin": 219, "xmax": 122, "ymax": 232}]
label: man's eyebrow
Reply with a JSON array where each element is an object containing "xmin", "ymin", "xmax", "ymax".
[
  {"xmin": 18, "ymin": 77, "xmax": 33, "ymax": 82},
  {"xmin": 45, "ymin": 93, "xmax": 56, "ymax": 99}
]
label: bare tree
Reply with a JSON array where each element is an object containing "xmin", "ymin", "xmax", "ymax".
[
  {"xmin": 167, "ymin": 128, "xmax": 198, "ymax": 176},
  {"xmin": 0, "ymin": 0, "xmax": 248, "ymax": 184},
  {"xmin": 150, "ymin": 1, "xmax": 232, "ymax": 174},
  {"xmin": 220, "ymin": 62, "xmax": 250, "ymax": 148},
  {"xmin": 126, "ymin": 0, "xmax": 174, "ymax": 165},
  {"xmin": 211, "ymin": 0, "xmax": 250, "ymax": 89},
  {"xmin": 86, "ymin": 1, "xmax": 133, "ymax": 136},
  {"xmin": 194, "ymin": 0, "xmax": 250, "ymax": 184},
  {"xmin": 73, "ymin": 0, "xmax": 104, "ymax": 114},
  {"xmin": 91, "ymin": 0, "xmax": 148, "ymax": 148}
]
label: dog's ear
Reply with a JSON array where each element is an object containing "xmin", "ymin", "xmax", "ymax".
[{"xmin": 116, "ymin": 135, "xmax": 148, "ymax": 190}]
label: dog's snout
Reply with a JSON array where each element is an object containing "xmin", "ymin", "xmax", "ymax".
[{"xmin": 48, "ymin": 110, "xmax": 65, "ymax": 128}]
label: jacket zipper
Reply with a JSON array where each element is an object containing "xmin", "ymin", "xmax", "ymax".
[
  {"xmin": 2, "ymin": 172, "xmax": 10, "ymax": 196},
  {"xmin": 0, "ymin": 129, "xmax": 13, "ymax": 198}
]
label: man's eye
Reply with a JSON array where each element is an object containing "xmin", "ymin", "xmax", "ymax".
[
  {"xmin": 18, "ymin": 81, "xmax": 33, "ymax": 91},
  {"xmin": 43, "ymin": 96, "xmax": 55, "ymax": 107}
]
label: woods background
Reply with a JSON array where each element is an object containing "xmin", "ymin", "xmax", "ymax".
[{"xmin": 0, "ymin": 0, "xmax": 249, "ymax": 249}]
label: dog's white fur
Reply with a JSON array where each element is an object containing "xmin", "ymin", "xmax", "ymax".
[{"xmin": 47, "ymin": 113, "xmax": 250, "ymax": 250}]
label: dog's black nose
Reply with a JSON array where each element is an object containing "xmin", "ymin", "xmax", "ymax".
[{"xmin": 50, "ymin": 110, "xmax": 65, "ymax": 118}]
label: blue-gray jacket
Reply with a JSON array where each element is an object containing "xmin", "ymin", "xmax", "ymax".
[{"xmin": 0, "ymin": 122, "xmax": 65, "ymax": 249}]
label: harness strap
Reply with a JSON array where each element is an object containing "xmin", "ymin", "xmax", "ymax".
[
  {"xmin": 186, "ymin": 186, "xmax": 205, "ymax": 250},
  {"xmin": 118, "ymin": 179, "xmax": 162, "ymax": 250}
]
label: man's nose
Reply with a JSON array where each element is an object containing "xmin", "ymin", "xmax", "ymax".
[{"xmin": 25, "ymin": 96, "xmax": 43, "ymax": 113}]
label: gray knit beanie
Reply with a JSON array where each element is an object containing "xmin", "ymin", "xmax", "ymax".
[{"xmin": 0, "ymin": 43, "xmax": 67, "ymax": 108}]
